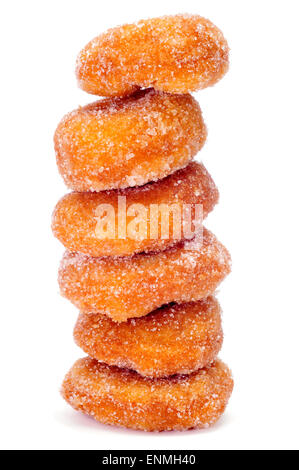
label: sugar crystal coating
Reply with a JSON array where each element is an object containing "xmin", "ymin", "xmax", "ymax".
[
  {"xmin": 76, "ymin": 14, "xmax": 229, "ymax": 97},
  {"xmin": 52, "ymin": 162, "xmax": 218, "ymax": 257},
  {"xmin": 61, "ymin": 357, "xmax": 233, "ymax": 431},
  {"xmin": 74, "ymin": 296, "xmax": 223, "ymax": 377},
  {"xmin": 58, "ymin": 227, "xmax": 231, "ymax": 322},
  {"xmin": 54, "ymin": 89, "xmax": 206, "ymax": 191}
]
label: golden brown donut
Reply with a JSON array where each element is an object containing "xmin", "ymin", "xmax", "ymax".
[
  {"xmin": 58, "ymin": 228, "xmax": 231, "ymax": 322},
  {"xmin": 76, "ymin": 14, "xmax": 229, "ymax": 97},
  {"xmin": 61, "ymin": 357, "xmax": 233, "ymax": 431},
  {"xmin": 74, "ymin": 297, "xmax": 223, "ymax": 378},
  {"xmin": 52, "ymin": 162, "xmax": 218, "ymax": 257},
  {"xmin": 54, "ymin": 89, "xmax": 206, "ymax": 191}
]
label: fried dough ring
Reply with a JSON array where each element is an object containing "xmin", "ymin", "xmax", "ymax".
[
  {"xmin": 58, "ymin": 228, "xmax": 231, "ymax": 322},
  {"xmin": 74, "ymin": 297, "xmax": 223, "ymax": 378},
  {"xmin": 76, "ymin": 14, "xmax": 229, "ymax": 98},
  {"xmin": 61, "ymin": 357, "xmax": 233, "ymax": 431},
  {"xmin": 52, "ymin": 162, "xmax": 218, "ymax": 257},
  {"xmin": 54, "ymin": 89, "xmax": 206, "ymax": 191}
]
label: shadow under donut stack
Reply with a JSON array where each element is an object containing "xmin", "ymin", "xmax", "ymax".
[{"xmin": 52, "ymin": 14, "xmax": 233, "ymax": 431}]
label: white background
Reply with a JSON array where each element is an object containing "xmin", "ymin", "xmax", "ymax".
[{"xmin": 1, "ymin": 0, "xmax": 299, "ymax": 450}]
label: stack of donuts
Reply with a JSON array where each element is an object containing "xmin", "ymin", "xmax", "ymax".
[{"xmin": 52, "ymin": 14, "xmax": 233, "ymax": 432}]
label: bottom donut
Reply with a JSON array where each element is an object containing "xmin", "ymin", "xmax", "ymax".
[{"xmin": 61, "ymin": 357, "xmax": 233, "ymax": 431}]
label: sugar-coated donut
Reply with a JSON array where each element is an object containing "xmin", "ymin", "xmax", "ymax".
[
  {"xmin": 52, "ymin": 162, "xmax": 218, "ymax": 257},
  {"xmin": 76, "ymin": 14, "xmax": 229, "ymax": 98},
  {"xmin": 74, "ymin": 297, "xmax": 223, "ymax": 378},
  {"xmin": 54, "ymin": 89, "xmax": 206, "ymax": 192},
  {"xmin": 58, "ymin": 228, "xmax": 231, "ymax": 322},
  {"xmin": 61, "ymin": 357, "xmax": 233, "ymax": 431}
]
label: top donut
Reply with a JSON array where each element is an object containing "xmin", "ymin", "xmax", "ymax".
[{"xmin": 76, "ymin": 14, "xmax": 229, "ymax": 98}]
